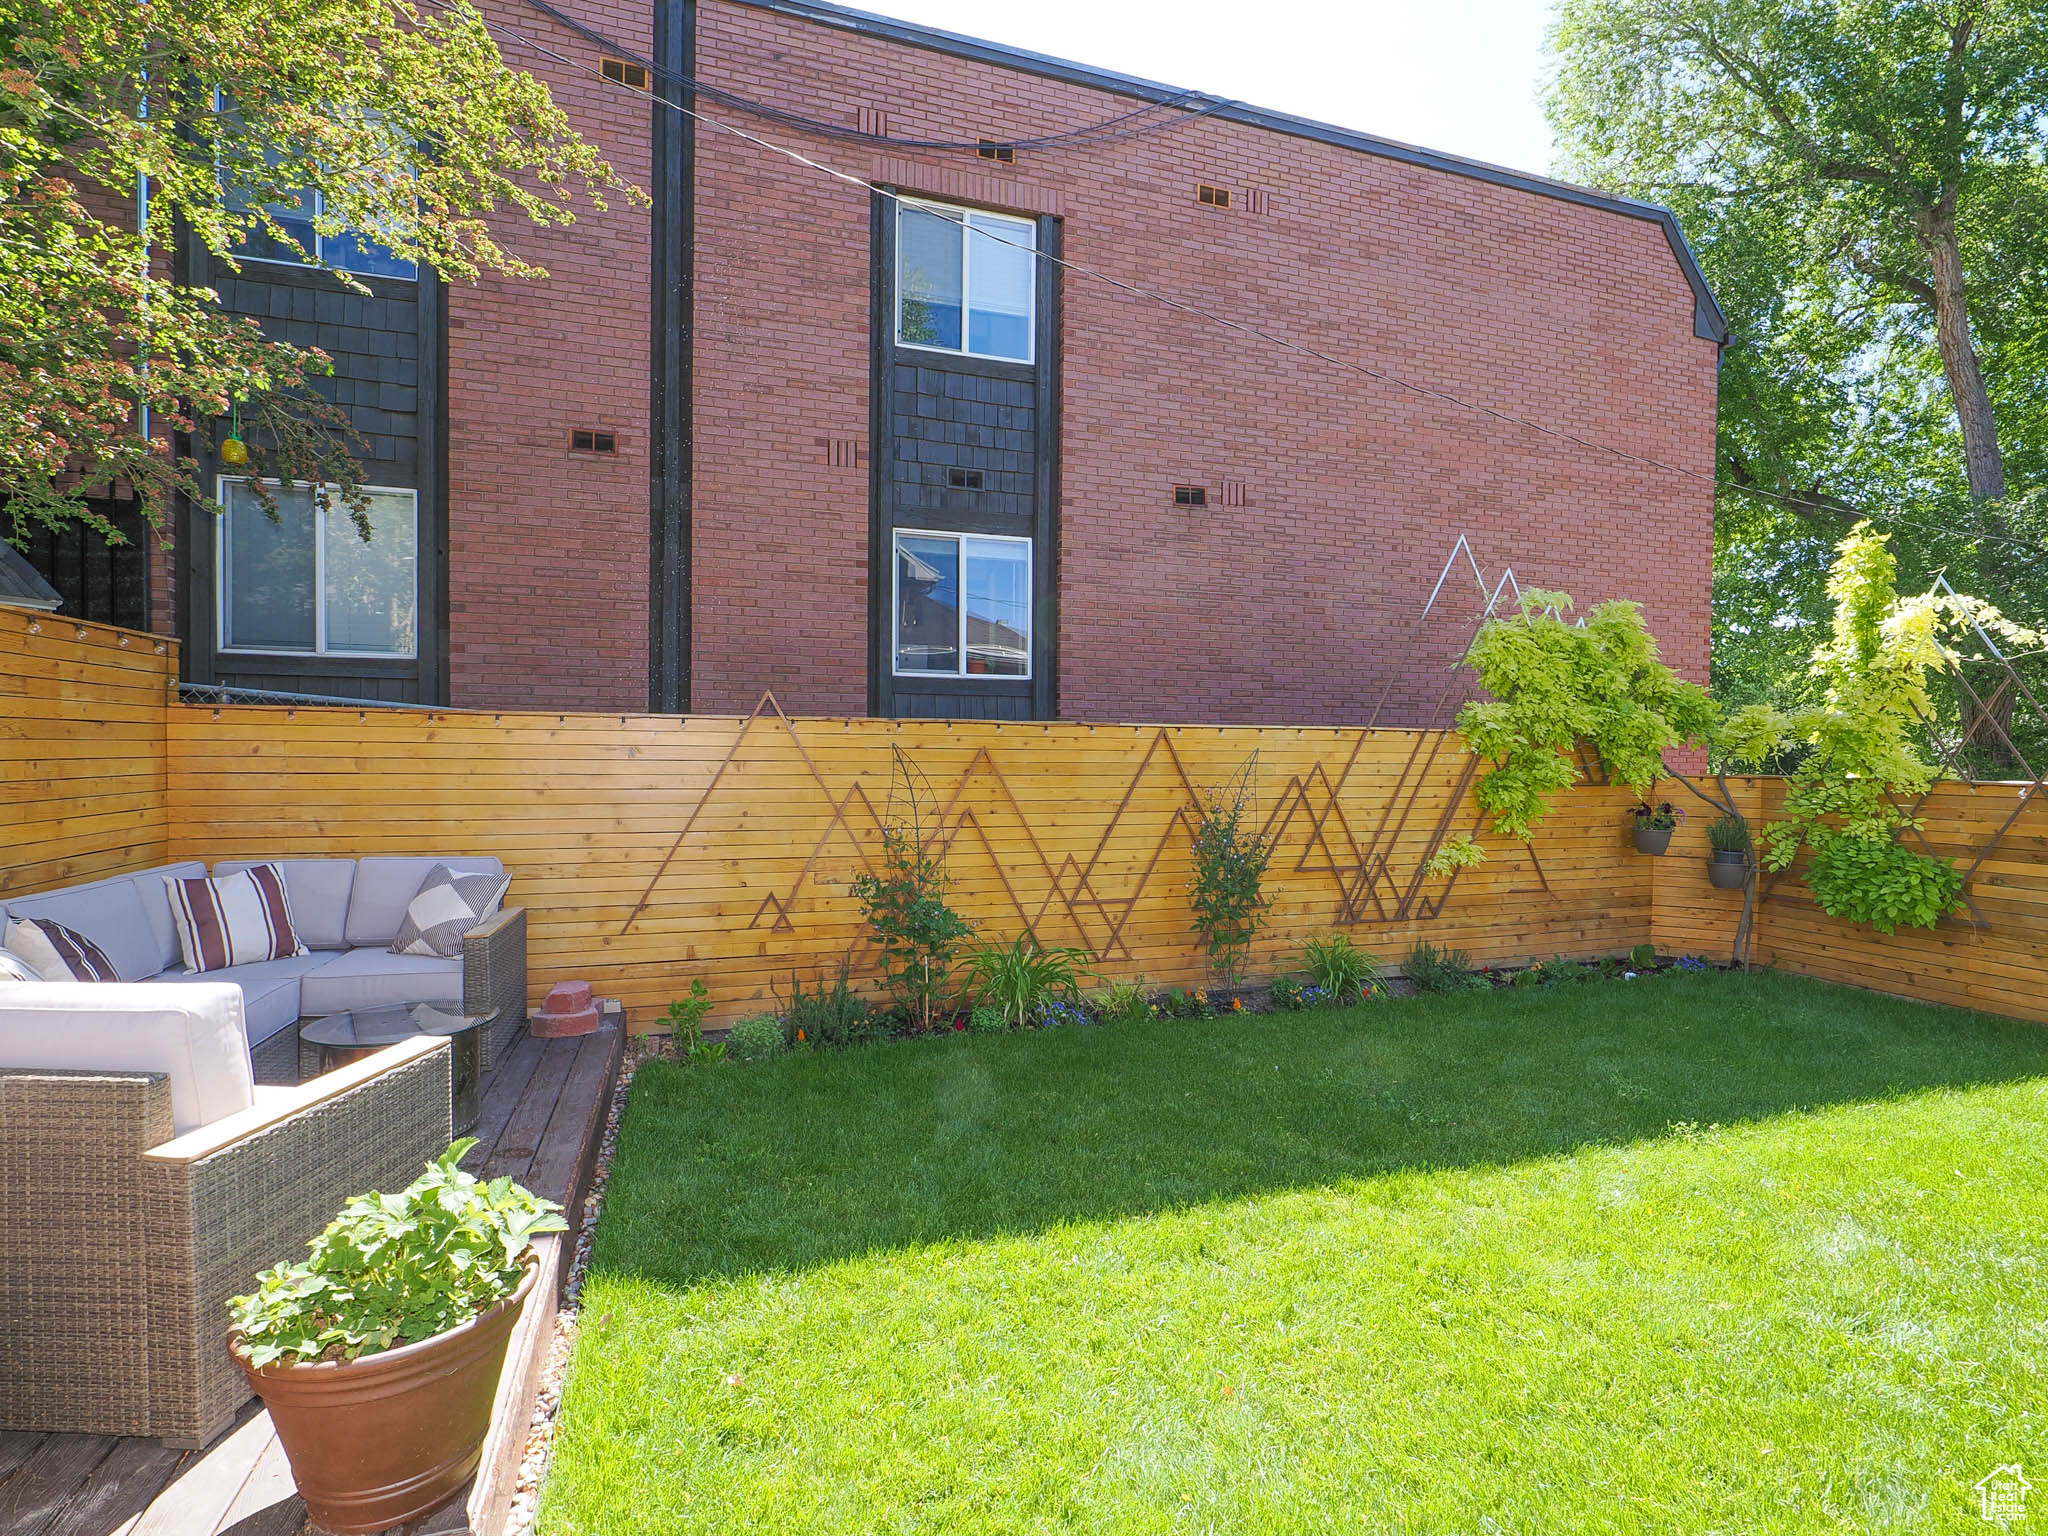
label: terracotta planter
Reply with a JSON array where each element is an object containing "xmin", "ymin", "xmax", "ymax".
[
  {"xmin": 1632, "ymin": 824, "xmax": 1674, "ymax": 856},
  {"xmin": 1708, "ymin": 851, "xmax": 1751, "ymax": 890},
  {"xmin": 230, "ymin": 1256, "xmax": 536, "ymax": 1534}
]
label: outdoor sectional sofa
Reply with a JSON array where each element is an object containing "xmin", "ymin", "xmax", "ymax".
[
  {"xmin": 0, "ymin": 855, "xmax": 527, "ymax": 1444},
  {"xmin": 0, "ymin": 855, "xmax": 527, "ymax": 1077}
]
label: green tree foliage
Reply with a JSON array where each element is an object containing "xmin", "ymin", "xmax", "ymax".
[
  {"xmin": 1548, "ymin": 0, "xmax": 2048, "ymax": 734},
  {"xmin": 1458, "ymin": 592, "xmax": 1716, "ymax": 843},
  {"xmin": 1717, "ymin": 522, "xmax": 2036, "ymax": 931},
  {"xmin": 2, "ymin": 0, "xmax": 635, "ymax": 545}
]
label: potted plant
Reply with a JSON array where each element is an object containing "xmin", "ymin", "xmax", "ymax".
[
  {"xmin": 1706, "ymin": 813, "xmax": 1753, "ymax": 889},
  {"xmin": 228, "ymin": 1141, "xmax": 566, "ymax": 1534},
  {"xmin": 1629, "ymin": 801, "xmax": 1682, "ymax": 855}
]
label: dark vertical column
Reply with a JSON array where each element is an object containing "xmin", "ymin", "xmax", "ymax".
[
  {"xmin": 1033, "ymin": 215, "xmax": 1061, "ymax": 721},
  {"xmin": 867, "ymin": 191, "xmax": 893, "ymax": 719},
  {"xmin": 647, "ymin": 0, "xmax": 695, "ymax": 713},
  {"xmin": 418, "ymin": 267, "xmax": 449, "ymax": 705}
]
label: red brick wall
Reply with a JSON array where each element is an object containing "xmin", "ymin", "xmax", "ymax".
[
  {"xmin": 689, "ymin": 0, "xmax": 1719, "ymax": 723},
  {"xmin": 449, "ymin": 0, "xmax": 656, "ymax": 710}
]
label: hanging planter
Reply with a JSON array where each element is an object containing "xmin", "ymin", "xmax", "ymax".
[
  {"xmin": 1706, "ymin": 814, "xmax": 1753, "ymax": 889},
  {"xmin": 219, "ymin": 400, "xmax": 250, "ymax": 465},
  {"xmin": 1708, "ymin": 851, "xmax": 1751, "ymax": 890},
  {"xmin": 1630, "ymin": 801, "xmax": 1681, "ymax": 855}
]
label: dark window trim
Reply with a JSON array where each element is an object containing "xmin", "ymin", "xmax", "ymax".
[
  {"xmin": 174, "ymin": 222, "xmax": 448, "ymax": 704},
  {"xmin": 870, "ymin": 191, "xmax": 1059, "ymax": 720}
]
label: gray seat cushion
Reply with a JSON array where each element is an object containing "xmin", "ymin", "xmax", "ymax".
[
  {"xmin": 343, "ymin": 857, "xmax": 505, "ymax": 950},
  {"xmin": 6, "ymin": 878, "xmax": 163, "ymax": 983},
  {"xmin": 301, "ymin": 948, "xmax": 463, "ymax": 1017},
  {"xmin": 3, "ymin": 862, "xmax": 208, "ymax": 981},
  {"xmin": 214, "ymin": 859, "xmax": 357, "ymax": 951},
  {"xmin": 156, "ymin": 953, "xmax": 326, "ymax": 1045}
]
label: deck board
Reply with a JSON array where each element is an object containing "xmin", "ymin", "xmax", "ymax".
[{"xmin": 9, "ymin": 1021, "xmax": 622, "ymax": 1536}]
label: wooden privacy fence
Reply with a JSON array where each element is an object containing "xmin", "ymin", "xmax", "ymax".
[{"xmin": 4, "ymin": 614, "xmax": 2046, "ymax": 1027}]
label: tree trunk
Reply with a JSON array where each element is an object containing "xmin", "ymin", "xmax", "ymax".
[{"xmin": 1915, "ymin": 195, "xmax": 2006, "ymax": 501}]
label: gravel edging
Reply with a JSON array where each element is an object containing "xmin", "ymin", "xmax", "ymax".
[{"xmin": 501, "ymin": 1037, "xmax": 661, "ymax": 1536}]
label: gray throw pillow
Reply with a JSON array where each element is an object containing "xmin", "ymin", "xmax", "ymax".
[{"xmin": 390, "ymin": 865, "xmax": 511, "ymax": 959}]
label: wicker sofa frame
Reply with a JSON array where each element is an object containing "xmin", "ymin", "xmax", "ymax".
[{"xmin": 0, "ymin": 1037, "xmax": 453, "ymax": 1446}]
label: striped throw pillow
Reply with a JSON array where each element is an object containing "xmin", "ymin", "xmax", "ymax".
[
  {"xmin": 165, "ymin": 863, "xmax": 309, "ymax": 974},
  {"xmin": 3, "ymin": 917, "xmax": 121, "ymax": 982}
]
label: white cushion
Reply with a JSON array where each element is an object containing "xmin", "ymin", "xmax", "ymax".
[
  {"xmin": 163, "ymin": 864, "xmax": 308, "ymax": 974},
  {"xmin": 0, "ymin": 980, "xmax": 255, "ymax": 1135},
  {"xmin": 0, "ymin": 881, "xmax": 159, "ymax": 982},
  {"xmin": 343, "ymin": 857, "xmax": 503, "ymax": 949},
  {"xmin": 300, "ymin": 948, "xmax": 463, "ymax": 1017},
  {"xmin": 0, "ymin": 950, "xmax": 41, "ymax": 983},
  {"xmin": 214, "ymin": 859, "xmax": 356, "ymax": 951},
  {"xmin": 156, "ymin": 954, "xmax": 326, "ymax": 1046},
  {"xmin": 121, "ymin": 862, "xmax": 211, "ymax": 975}
]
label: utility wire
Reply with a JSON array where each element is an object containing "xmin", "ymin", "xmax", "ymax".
[
  {"xmin": 426, "ymin": 0, "xmax": 2048, "ymax": 561},
  {"xmin": 507, "ymin": 0, "xmax": 1233, "ymax": 152}
]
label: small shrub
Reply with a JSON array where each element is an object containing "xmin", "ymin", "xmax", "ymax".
[
  {"xmin": 1706, "ymin": 814, "xmax": 1753, "ymax": 855},
  {"xmin": 1161, "ymin": 986, "xmax": 1211, "ymax": 1019},
  {"xmin": 663, "ymin": 979, "xmax": 713, "ymax": 1063},
  {"xmin": 851, "ymin": 749, "xmax": 973, "ymax": 1032},
  {"xmin": 1510, "ymin": 965, "xmax": 1542, "ymax": 989},
  {"xmin": 964, "ymin": 933, "xmax": 1088, "ymax": 1029},
  {"xmin": 694, "ymin": 1040, "xmax": 728, "ymax": 1065},
  {"xmin": 1405, "ymin": 941, "xmax": 1486, "ymax": 994},
  {"xmin": 229, "ymin": 1140, "xmax": 565, "ymax": 1367},
  {"xmin": 1543, "ymin": 956, "xmax": 1595, "ymax": 985},
  {"xmin": 1091, "ymin": 976, "xmax": 1151, "ymax": 1026},
  {"xmin": 1301, "ymin": 933, "xmax": 1384, "ymax": 1005},
  {"xmin": 967, "ymin": 1004, "xmax": 1009, "ymax": 1035},
  {"xmin": 778, "ymin": 961, "xmax": 875, "ymax": 1049},
  {"xmin": 1188, "ymin": 760, "xmax": 1273, "ymax": 988},
  {"xmin": 725, "ymin": 1015, "xmax": 786, "ymax": 1063},
  {"xmin": 1629, "ymin": 942, "xmax": 1657, "ymax": 968}
]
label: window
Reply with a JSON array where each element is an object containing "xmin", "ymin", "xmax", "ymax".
[
  {"xmin": 1174, "ymin": 485, "xmax": 1208, "ymax": 507},
  {"xmin": 893, "ymin": 530, "xmax": 1031, "ymax": 678},
  {"xmin": 600, "ymin": 57, "xmax": 650, "ymax": 90},
  {"xmin": 229, "ymin": 182, "xmax": 417, "ymax": 278},
  {"xmin": 569, "ymin": 428, "xmax": 619, "ymax": 454},
  {"xmin": 1197, "ymin": 183, "xmax": 1232, "ymax": 209},
  {"xmin": 218, "ymin": 479, "xmax": 418, "ymax": 657},
  {"xmin": 895, "ymin": 200, "xmax": 1036, "ymax": 363},
  {"xmin": 976, "ymin": 140, "xmax": 1016, "ymax": 164}
]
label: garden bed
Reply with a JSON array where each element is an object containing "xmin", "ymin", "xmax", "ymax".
[{"xmin": 537, "ymin": 970, "xmax": 2048, "ymax": 1533}]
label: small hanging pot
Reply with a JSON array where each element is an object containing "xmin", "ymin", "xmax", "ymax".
[
  {"xmin": 1708, "ymin": 851, "xmax": 1750, "ymax": 890},
  {"xmin": 220, "ymin": 401, "xmax": 250, "ymax": 465}
]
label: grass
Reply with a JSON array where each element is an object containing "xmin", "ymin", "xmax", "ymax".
[{"xmin": 540, "ymin": 970, "xmax": 2048, "ymax": 1534}]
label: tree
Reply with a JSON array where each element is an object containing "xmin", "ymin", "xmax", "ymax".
[
  {"xmin": 1548, "ymin": 1, "xmax": 2048, "ymax": 746},
  {"xmin": 2, "ymin": 0, "xmax": 637, "ymax": 547}
]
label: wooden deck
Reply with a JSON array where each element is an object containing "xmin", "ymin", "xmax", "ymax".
[{"xmin": 1, "ymin": 1020, "xmax": 625, "ymax": 1536}]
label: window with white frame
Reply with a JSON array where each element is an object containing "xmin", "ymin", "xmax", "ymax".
[
  {"xmin": 893, "ymin": 530, "xmax": 1031, "ymax": 678},
  {"xmin": 895, "ymin": 200, "xmax": 1037, "ymax": 363},
  {"xmin": 217, "ymin": 479, "xmax": 418, "ymax": 657}
]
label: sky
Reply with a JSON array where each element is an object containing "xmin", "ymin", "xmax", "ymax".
[{"xmin": 845, "ymin": 0, "xmax": 1561, "ymax": 178}]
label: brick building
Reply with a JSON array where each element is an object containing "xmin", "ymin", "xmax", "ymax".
[{"xmin": 48, "ymin": 0, "xmax": 1725, "ymax": 721}]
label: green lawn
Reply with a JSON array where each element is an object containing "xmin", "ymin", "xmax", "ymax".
[{"xmin": 541, "ymin": 970, "xmax": 2048, "ymax": 1534}]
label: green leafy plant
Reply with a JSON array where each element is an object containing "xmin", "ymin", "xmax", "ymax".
[
  {"xmin": 1422, "ymin": 832, "xmax": 1486, "ymax": 878},
  {"xmin": 1542, "ymin": 956, "xmax": 1596, "ymax": 986},
  {"xmin": 777, "ymin": 961, "xmax": 874, "ymax": 1050},
  {"xmin": 1706, "ymin": 815, "xmax": 1753, "ymax": 855},
  {"xmin": 851, "ymin": 749, "xmax": 974, "ymax": 1033},
  {"xmin": 1717, "ymin": 524, "xmax": 2032, "ymax": 932},
  {"xmin": 1458, "ymin": 591, "xmax": 1716, "ymax": 844},
  {"xmin": 1301, "ymin": 934, "xmax": 1384, "ymax": 1005},
  {"xmin": 1510, "ymin": 965, "xmax": 1543, "ymax": 990},
  {"xmin": 1091, "ymin": 976, "xmax": 1152, "ymax": 1026},
  {"xmin": 967, "ymin": 1004, "xmax": 1009, "ymax": 1035},
  {"xmin": 1161, "ymin": 986, "xmax": 1211, "ymax": 1020},
  {"xmin": 1269, "ymin": 976, "xmax": 1309, "ymax": 1010},
  {"xmin": 663, "ymin": 979, "xmax": 712, "ymax": 1064},
  {"xmin": 228, "ymin": 1140, "xmax": 565, "ymax": 1368},
  {"xmin": 1404, "ymin": 941, "xmax": 1487, "ymax": 995},
  {"xmin": 1629, "ymin": 942, "xmax": 1657, "ymax": 968},
  {"xmin": 694, "ymin": 1040, "xmax": 728, "ymax": 1065},
  {"xmin": 1188, "ymin": 758, "xmax": 1274, "ymax": 987},
  {"xmin": 725, "ymin": 1015, "xmax": 786, "ymax": 1064},
  {"xmin": 963, "ymin": 933, "xmax": 1089, "ymax": 1030}
]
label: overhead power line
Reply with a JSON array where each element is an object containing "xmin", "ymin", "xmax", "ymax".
[{"xmin": 420, "ymin": 0, "xmax": 2048, "ymax": 562}]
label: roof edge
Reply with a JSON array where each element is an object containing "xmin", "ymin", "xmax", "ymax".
[{"xmin": 725, "ymin": 0, "xmax": 1728, "ymax": 344}]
